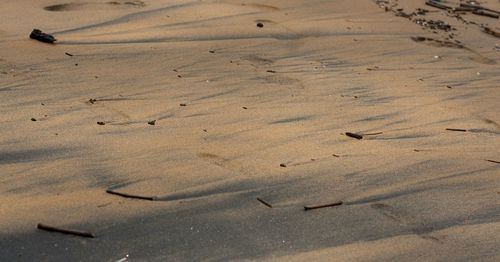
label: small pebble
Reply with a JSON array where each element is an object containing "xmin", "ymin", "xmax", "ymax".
[{"xmin": 256, "ymin": 22, "xmax": 264, "ymax": 28}]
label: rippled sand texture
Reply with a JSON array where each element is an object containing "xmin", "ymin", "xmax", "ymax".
[{"xmin": 0, "ymin": 0, "xmax": 499, "ymax": 261}]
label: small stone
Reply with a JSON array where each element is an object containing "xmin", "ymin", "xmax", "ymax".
[
  {"xmin": 31, "ymin": 118, "xmax": 37, "ymax": 122},
  {"xmin": 180, "ymin": 103, "xmax": 187, "ymax": 107},
  {"xmin": 148, "ymin": 120, "xmax": 156, "ymax": 125},
  {"xmin": 97, "ymin": 121, "xmax": 105, "ymax": 125},
  {"xmin": 256, "ymin": 22, "xmax": 264, "ymax": 28},
  {"xmin": 280, "ymin": 163, "xmax": 287, "ymax": 167}
]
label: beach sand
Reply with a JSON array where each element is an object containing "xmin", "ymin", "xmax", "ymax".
[{"xmin": 0, "ymin": 0, "xmax": 499, "ymax": 261}]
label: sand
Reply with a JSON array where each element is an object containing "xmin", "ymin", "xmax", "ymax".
[{"xmin": 1, "ymin": 0, "xmax": 499, "ymax": 261}]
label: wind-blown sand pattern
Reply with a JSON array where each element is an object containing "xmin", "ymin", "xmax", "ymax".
[{"xmin": 1, "ymin": 0, "xmax": 499, "ymax": 261}]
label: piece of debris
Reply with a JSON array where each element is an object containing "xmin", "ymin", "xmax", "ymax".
[
  {"xmin": 266, "ymin": 70, "xmax": 276, "ymax": 73},
  {"xmin": 425, "ymin": 0, "xmax": 451, "ymax": 10},
  {"xmin": 97, "ymin": 122, "xmax": 105, "ymax": 125},
  {"xmin": 179, "ymin": 103, "xmax": 187, "ymax": 107},
  {"xmin": 304, "ymin": 201, "xmax": 343, "ymax": 211},
  {"xmin": 473, "ymin": 9, "xmax": 499, "ymax": 18},
  {"xmin": 65, "ymin": 52, "xmax": 73, "ymax": 57},
  {"xmin": 148, "ymin": 120, "xmax": 156, "ymax": 125},
  {"xmin": 37, "ymin": 223, "xmax": 95, "ymax": 238},
  {"xmin": 106, "ymin": 189, "xmax": 157, "ymax": 201},
  {"xmin": 256, "ymin": 22, "xmax": 264, "ymax": 28},
  {"xmin": 89, "ymin": 98, "xmax": 97, "ymax": 104},
  {"xmin": 209, "ymin": 50, "xmax": 215, "ymax": 53},
  {"xmin": 346, "ymin": 132, "xmax": 363, "ymax": 139},
  {"xmin": 486, "ymin": 159, "xmax": 500, "ymax": 164},
  {"xmin": 446, "ymin": 128, "xmax": 467, "ymax": 132},
  {"xmin": 483, "ymin": 27, "xmax": 500, "ymax": 38},
  {"xmin": 332, "ymin": 154, "xmax": 340, "ymax": 157},
  {"xmin": 31, "ymin": 118, "xmax": 37, "ymax": 122},
  {"xmin": 256, "ymin": 198, "xmax": 273, "ymax": 208},
  {"xmin": 29, "ymin": 29, "xmax": 56, "ymax": 44},
  {"xmin": 280, "ymin": 163, "xmax": 287, "ymax": 168},
  {"xmin": 242, "ymin": 106, "xmax": 248, "ymax": 109},
  {"xmin": 446, "ymin": 85, "xmax": 452, "ymax": 89}
]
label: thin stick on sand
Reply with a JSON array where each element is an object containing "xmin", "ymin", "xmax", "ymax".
[
  {"xmin": 304, "ymin": 201, "xmax": 343, "ymax": 211},
  {"xmin": 256, "ymin": 198, "xmax": 273, "ymax": 208},
  {"xmin": 106, "ymin": 189, "xmax": 157, "ymax": 201},
  {"xmin": 486, "ymin": 159, "xmax": 500, "ymax": 164},
  {"xmin": 37, "ymin": 223, "xmax": 95, "ymax": 238},
  {"xmin": 446, "ymin": 128, "xmax": 467, "ymax": 132}
]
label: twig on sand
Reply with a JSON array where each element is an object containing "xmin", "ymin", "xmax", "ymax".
[
  {"xmin": 446, "ymin": 128, "xmax": 467, "ymax": 132},
  {"xmin": 304, "ymin": 201, "xmax": 343, "ymax": 211},
  {"xmin": 486, "ymin": 159, "xmax": 500, "ymax": 164},
  {"xmin": 256, "ymin": 198, "xmax": 273, "ymax": 208},
  {"xmin": 345, "ymin": 132, "xmax": 363, "ymax": 139},
  {"xmin": 473, "ymin": 10, "xmax": 499, "ymax": 18},
  {"xmin": 425, "ymin": 0, "xmax": 452, "ymax": 10},
  {"xmin": 106, "ymin": 189, "xmax": 157, "ymax": 201},
  {"xmin": 37, "ymin": 223, "xmax": 95, "ymax": 238}
]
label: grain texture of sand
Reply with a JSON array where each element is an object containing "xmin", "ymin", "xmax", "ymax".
[{"xmin": 1, "ymin": 0, "xmax": 499, "ymax": 261}]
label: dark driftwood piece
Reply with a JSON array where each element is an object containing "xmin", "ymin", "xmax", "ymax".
[
  {"xmin": 486, "ymin": 159, "xmax": 500, "ymax": 164},
  {"xmin": 473, "ymin": 10, "xmax": 499, "ymax": 18},
  {"xmin": 37, "ymin": 223, "xmax": 95, "ymax": 238},
  {"xmin": 29, "ymin": 29, "xmax": 56, "ymax": 44},
  {"xmin": 483, "ymin": 27, "xmax": 500, "ymax": 38},
  {"xmin": 446, "ymin": 128, "xmax": 467, "ymax": 132},
  {"xmin": 106, "ymin": 189, "xmax": 157, "ymax": 201},
  {"xmin": 304, "ymin": 201, "xmax": 343, "ymax": 211},
  {"xmin": 256, "ymin": 198, "xmax": 273, "ymax": 208},
  {"xmin": 346, "ymin": 132, "xmax": 363, "ymax": 139},
  {"xmin": 425, "ymin": 0, "xmax": 451, "ymax": 10}
]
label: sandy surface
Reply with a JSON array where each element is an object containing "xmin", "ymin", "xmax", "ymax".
[{"xmin": 1, "ymin": 0, "xmax": 499, "ymax": 261}]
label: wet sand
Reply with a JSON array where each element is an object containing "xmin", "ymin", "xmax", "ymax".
[{"xmin": 1, "ymin": 0, "xmax": 499, "ymax": 261}]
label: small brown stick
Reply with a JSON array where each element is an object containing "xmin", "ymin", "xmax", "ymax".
[
  {"xmin": 483, "ymin": 27, "xmax": 500, "ymax": 38},
  {"xmin": 346, "ymin": 132, "xmax": 363, "ymax": 139},
  {"xmin": 460, "ymin": 3, "xmax": 500, "ymax": 14},
  {"xmin": 473, "ymin": 10, "xmax": 499, "ymax": 18},
  {"xmin": 486, "ymin": 159, "xmax": 500, "ymax": 164},
  {"xmin": 106, "ymin": 189, "xmax": 157, "ymax": 201},
  {"xmin": 304, "ymin": 201, "xmax": 343, "ymax": 211},
  {"xmin": 37, "ymin": 223, "xmax": 95, "ymax": 238},
  {"xmin": 256, "ymin": 198, "xmax": 273, "ymax": 208},
  {"xmin": 425, "ymin": 0, "xmax": 452, "ymax": 10},
  {"xmin": 446, "ymin": 128, "xmax": 467, "ymax": 132}
]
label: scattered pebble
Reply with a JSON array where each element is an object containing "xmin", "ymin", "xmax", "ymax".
[
  {"xmin": 97, "ymin": 122, "xmax": 105, "ymax": 125},
  {"xmin": 148, "ymin": 120, "xmax": 156, "ymax": 125},
  {"xmin": 180, "ymin": 103, "xmax": 187, "ymax": 107},
  {"xmin": 280, "ymin": 163, "xmax": 287, "ymax": 167},
  {"xmin": 31, "ymin": 118, "xmax": 37, "ymax": 122},
  {"xmin": 256, "ymin": 22, "xmax": 264, "ymax": 28}
]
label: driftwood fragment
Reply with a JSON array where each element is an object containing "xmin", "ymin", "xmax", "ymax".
[
  {"xmin": 106, "ymin": 189, "xmax": 157, "ymax": 201},
  {"xmin": 256, "ymin": 198, "xmax": 273, "ymax": 208},
  {"xmin": 346, "ymin": 132, "xmax": 363, "ymax": 139},
  {"xmin": 37, "ymin": 223, "xmax": 95, "ymax": 238},
  {"xmin": 304, "ymin": 201, "xmax": 343, "ymax": 211},
  {"xmin": 446, "ymin": 128, "xmax": 467, "ymax": 132},
  {"xmin": 29, "ymin": 29, "xmax": 56, "ymax": 44}
]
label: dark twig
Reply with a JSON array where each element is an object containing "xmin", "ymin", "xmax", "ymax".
[
  {"xmin": 106, "ymin": 189, "xmax": 157, "ymax": 201},
  {"xmin": 256, "ymin": 198, "xmax": 273, "ymax": 208},
  {"xmin": 446, "ymin": 128, "xmax": 467, "ymax": 132},
  {"xmin": 486, "ymin": 159, "xmax": 500, "ymax": 164},
  {"xmin": 304, "ymin": 201, "xmax": 343, "ymax": 211},
  {"xmin": 363, "ymin": 132, "xmax": 383, "ymax": 136},
  {"xmin": 37, "ymin": 223, "xmax": 95, "ymax": 238},
  {"xmin": 346, "ymin": 132, "xmax": 363, "ymax": 139}
]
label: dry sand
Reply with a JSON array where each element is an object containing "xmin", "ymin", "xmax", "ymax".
[{"xmin": 1, "ymin": 0, "xmax": 499, "ymax": 261}]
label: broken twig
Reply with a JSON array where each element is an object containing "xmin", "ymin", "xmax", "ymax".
[
  {"xmin": 446, "ymin": 128, "xmax": 467, "ymax": 132},
  {"xmin": 486, "ymin": 159, "xmax": 500, "ymax": 164},
  {"xmin": 256, "ymin": 198, "xmax": 273, "ymax": 208},
  {"xmin": 304, "ymin": 201, "xmax": 343, "ymax": 211},
  {"xmin": 346, "ymin": 132, "xmax": 363, "ymax": 139},
  {"xmin": 37, "ymin": 223, "xmax": 95, "ymax": 238},
  {"xmin": 106, "ymin": 189, "xmax": 157, "ymax": 201}
]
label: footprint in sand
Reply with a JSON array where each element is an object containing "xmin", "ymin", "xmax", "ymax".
[{"xmin": 370, "ymin": 202, "xmax": 443, "ymax": 242}]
